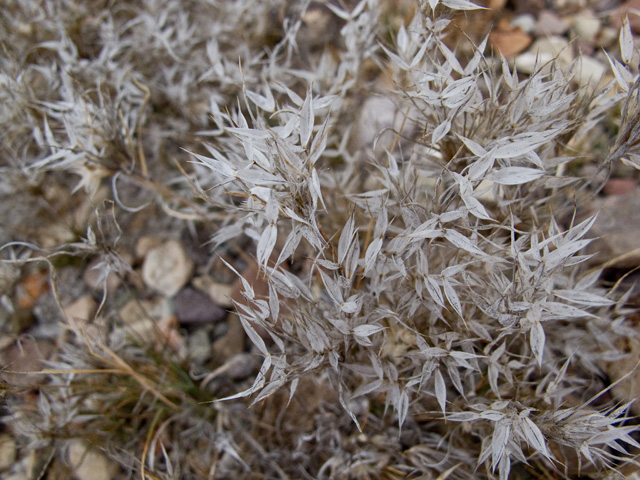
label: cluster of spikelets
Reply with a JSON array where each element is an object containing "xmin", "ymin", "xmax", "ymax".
[{"xmin": 2, "ymin": 0, "xmax": 640, "ymax": 478}]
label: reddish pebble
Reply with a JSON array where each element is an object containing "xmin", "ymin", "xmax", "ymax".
[{"xmin": 603, "ymin": 178, "xmax": 636, "ymax": 196}]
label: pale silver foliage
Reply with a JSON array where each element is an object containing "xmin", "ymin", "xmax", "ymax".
[
  {"xmin": 2, "ymin": 0, "xmax": 640, "ymax": 479},
  {"xmin": 196, "ymin": 6, "xmax": 639, "ymax": 478}
]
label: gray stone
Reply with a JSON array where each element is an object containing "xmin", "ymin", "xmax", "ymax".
[
  {"xmin": 0, "ymin": 434, "xmax": 16, "ymax": 471},
  {"xmin": 602, "ymin": 336, "xmax": 640, "ymax": 416},
  {"xmin": 571, "ymin": 10, "xmax": 601, "ymax": 42},
  {"xmin": 67, "ymin": 440, "xmax": 118, "ymax": 480},
  {"xmin": 354, "ymin": 93, "xmax": 409, "ymax": 152},
  {"xmin": 201, "ymin": 352, "xmax": 259, "ymax": 389},
  {"xmin": 573, "ymin": 55, "xmax": 607, "ymax": 87},
  {"xmin": 588, "ymin": 189, "xmax": 640, "ymax": 267},
  {"xmin": 515, "ymin": 36, "xmax": 573, "ymax": 74},
  {"xmin": 174, "ymin": 287, "xmax": 226, "ymax": 324},
  {"xmin": 62, "ymin": 295, "xmax": 97, "ymax": 325},
  {"xmin": 187, "ymin": 327, "xmax": 212, "ymax": 364},
  {"xmin": 118, "ymin": 298, "xmax": 167, "ymax": 324},
  {"xmin": 113, "ymin": 298, "xmax": 168, "ymax": 347},
  {"xmin": 533, "ymin": 36, "xmax": 573, "ymax": 64},
  {"xmin": 141, "ymin": 240, "xmax": 194, "ymax": 297},
  {"xmin": 536, "ymin": 10, "xmax": 570, "ymax": 36},
  {"xmin": 212, "ymin": 313, "xmax": 245, "ymax": 364},
  {"xmin": 192, "ymin": 276, "xmax": 234, "ymax": 308},
  {"xmin": 134, "ymin": 236, "xmax": 163, "ymax": 260}
]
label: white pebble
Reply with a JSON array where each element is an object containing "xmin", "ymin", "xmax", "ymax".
[{"xmin": 142, "ymin": 240, "xmax": 194, "ymax": 297}]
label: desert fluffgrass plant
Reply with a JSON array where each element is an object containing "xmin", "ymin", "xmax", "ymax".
[{"xmin": 1, "ymin": 0, "xmax": 640, "ymax": 479}]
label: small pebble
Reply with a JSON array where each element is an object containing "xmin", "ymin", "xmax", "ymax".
[
  {"xmin": 574, "ymin": 55, "xmax": 607, "ymax": 87},
  {"xmin": 141, "ymin": 240, "xmax": 194, "ymax": 297},
  {"xmin": 192, "ymin": 276, "xmax": 234, "ymax": 308},
  {"xmin": 174, "ymin": 287, "xmax": 226, "ymax": 324},
  {"xmin": 118, "ymin": 298, "xmax": 166, "ymax": 324},
  {"xmin": 134, "ymin": 236, "xmax": 163, "ymax": 260},
  {"xmin": 572, "ymin": 10, "xmax": 601, "ymax": 43},
  {"xmin": 603, "ymin": 178, "xmax": 636, "ymax": 196},
  {"xmin": 0, "ymin": 434, "xmax": 16, "ymax": 471},
  {"xmin": 0, "ymin": 338, "xmax": 54, "ymax": 387},
  {"xmin": 536, "ymin": 10, "xmax": 570, "ymax": 36},
  {"xmin": 202, "ymin": 352, "xmax": 260, "ymax": 389},
  {"xmin": 354, "ymin": 94, "xmax": 405, "ymax": 152},
  {"xmin": 187, "ymin": 327, "xmax": 212, "ymax": 364},
  {"xmin": 511, "ymin": 14, "xmax": 536, "ymax": 34},
  {"xmin": 62, "ymin": 294, "xmax": 97, "ymax": 325},
  {"xmin": 490, "ymin": 20, "xmax": 533, "ymax": 57},
  {"xmin": 68, "ymin": 440, "xmax": 118, "ymax": 480},
  {"xmin": 588, "ymin": 190, "xmax": 640, "ymax": 267},
  {"xmin": 515, "ymin": 36, "xmax": 573, "ymax": 74}
]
